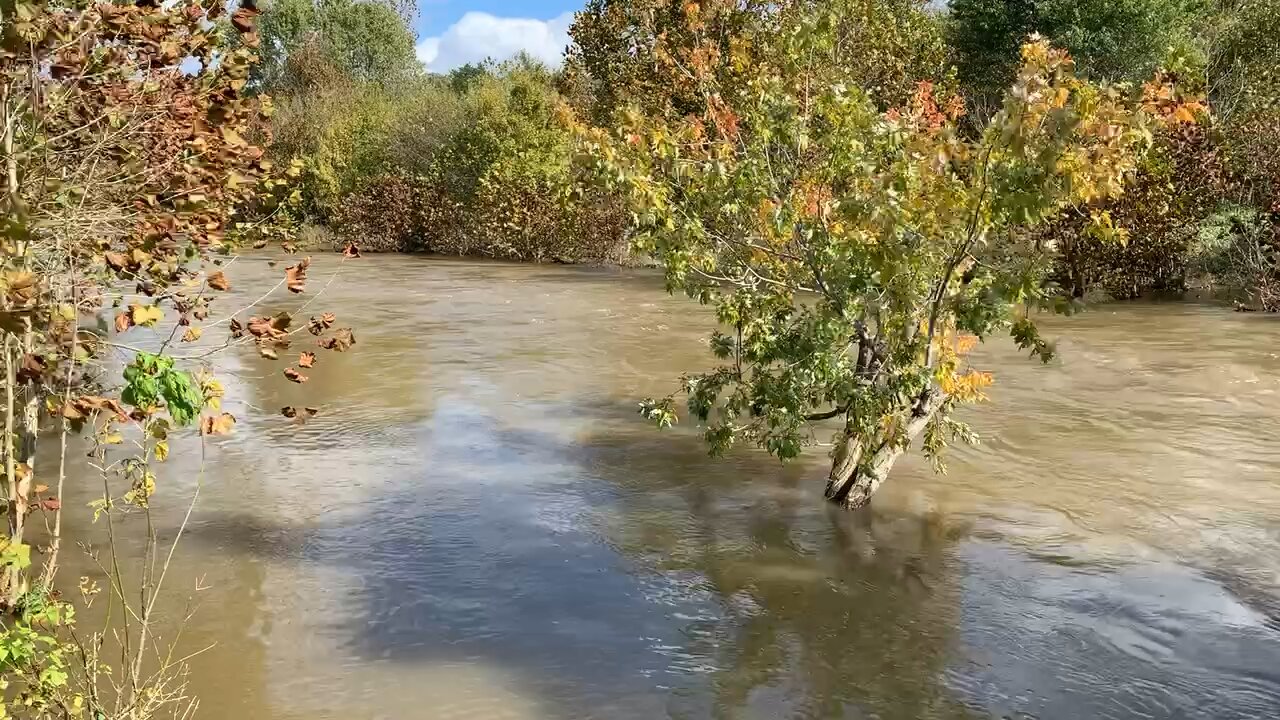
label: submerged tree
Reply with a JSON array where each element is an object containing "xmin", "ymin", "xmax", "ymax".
[{"xmin": 574, "ymin": 4, "xmax": 1186, "ymax": 508}]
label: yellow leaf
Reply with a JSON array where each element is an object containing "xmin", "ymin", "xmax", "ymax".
[
  {"xmin": 102, "ymin": 433, "xmax": 124, "ymax": 445},
  {"xmin": 221, "ymin": 127, "xmax": 247, "ymax": 147},
  {"xmin": 199, "ymin": 412, "xmax": 236, "ymax": 436},
  {"xmin": 129, "ymin": 304, "xmax": 164, "ymax": 328},
  {"xmin": 182, "ymin": 327, "xmax": 203, "ymax": 343},
  {"xmin": 154, "ymin": 441, "xmax": 169, "ymax": 462}
]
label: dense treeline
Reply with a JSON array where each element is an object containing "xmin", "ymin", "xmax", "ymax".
[
  {"xmin": 258, "ymin": 0, "xmax": 1280, "ymax": 305},
  {"xmin": 251, "ymin": 0, "xmax": 625, "ymax": 261}
]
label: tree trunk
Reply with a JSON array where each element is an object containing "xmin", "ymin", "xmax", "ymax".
[
  {"xmin": 823, "ymin": 392, "xmax": 946, "ymax": 510},
  {"xmin": 824, "ymin": 433, "xmax": 907, "ymax": 510}
]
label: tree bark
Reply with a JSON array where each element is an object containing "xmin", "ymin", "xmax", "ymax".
[{"xmin": 823, "ymin": 391, "xmax": 946, "ymax": 510}]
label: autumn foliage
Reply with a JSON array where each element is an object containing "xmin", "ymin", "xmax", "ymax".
[
  {"xmin": 574, "ymin": 11, "xmax": 1175, "ymax": 508},
  {"xmin": 0, "ymin": 0, "xmax": 360, "ymax": 714}
]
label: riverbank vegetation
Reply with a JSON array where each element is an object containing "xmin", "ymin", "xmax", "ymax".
[
  {"xmin": 1, "ymin": 0, "xmax": 1279, "ymax": 712},
  {"xmin": 253, "ymin": 0, "xmax": 1280, "ymax": 309},
  {"xmin": 0, "ymin": 1, "xmax": 357, "ymax": 715}
]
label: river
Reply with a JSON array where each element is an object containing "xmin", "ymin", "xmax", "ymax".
[{"xmin": 61, "ymin": 254, "xmax": 1280, "ymax": 719}]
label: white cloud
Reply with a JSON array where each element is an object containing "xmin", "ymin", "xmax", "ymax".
[{"xmin": 415, "ymin": 11, "xmax": 574, "ymax": 74}]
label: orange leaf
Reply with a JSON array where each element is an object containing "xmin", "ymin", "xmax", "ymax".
[
  {"xmin": 200, "ymin": 412, "xmax": 237, "ymax": 436},
  {"xmin": 285, "ymin": 257, "xmax": 310, "ymax": 294},
  {"xmin": 105, "ymin": 251, "xmax": 130, "ymax": 272},
  {"xmin": 207, "ymin": 271, "xmax": 230, "ymax": 291},
  {"xmin": 115, "ymin": 312, "xmax": 133, "ymax": 333},
  {"xmin": 297, "ymin": 351, "xmax": 315, "ymax": 368}
]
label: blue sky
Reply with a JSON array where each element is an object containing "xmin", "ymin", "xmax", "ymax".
[{"xmin": 414, "ymin": 0, "xmax": 585, "ymax": 72}]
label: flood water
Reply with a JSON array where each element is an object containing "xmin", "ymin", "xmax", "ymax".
[{"xmin": 60, "ymin": 254, "xmax": 1280, "ymax": 719}]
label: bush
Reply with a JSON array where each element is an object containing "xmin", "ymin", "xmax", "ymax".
[{"xmin": 305, "ymin": 56, "xmax": 631, "ymax": 262}]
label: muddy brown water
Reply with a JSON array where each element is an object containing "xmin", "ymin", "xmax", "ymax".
[{"xmin": 57, "ymin": 254, "xmax": 1280, "ymax": 719}]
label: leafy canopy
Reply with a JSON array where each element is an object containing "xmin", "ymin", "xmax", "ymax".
[{"xmin": 574, "ymin": 2, "xmax": 1163, "ymax": 502}]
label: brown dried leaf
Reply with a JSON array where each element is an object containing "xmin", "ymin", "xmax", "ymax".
[
  {"xmin": 66, "ymin": 395, "xmax": 129, "ymax": 421},
  {"xmin": 39, "ymin": 498, "xmax": 62, "ymax": 512},
  {"xmin": 207, "ymin": 270, "xmax": 230, "ymax": 291},
  {"xmin": 298, "ymin": 351, "xmax": 316, "ymax": 368},
  {"xmin": 105, "ymin": 251, "xmax": 130, "ymax": 272},
  {"xmin": 230, "ymin": 6, "xmax": 259, "ymax": 33},
  {"xmin": 281, "ymin": 406, "xmax": 319, "ymax": 422},
  {"xmin": 285, "ymin": 256, "xmax": 310, "ymax": 294},
  {"xmin": 318, "ymin": 328, "xmax": 356, "ymax": 352},
  {"xmin": 307, "ymin": 312, "xmax": 336, "ymax": 335},
  {"xmin": 229, "ymin": 317, "xmax": 245, "ymax": 338},
  {"xmin": 247, "ymin": 312, "xmax": 291, "ymax": 339},
  {"xmin": 114, "ymin": 312, "xmax": 133, "ymax": 333},
  {"xmin": 4, "ymin": 271, "xmax": 38, "ymax": 306},
  {"xmin": 283, "ymin": 367, "xmax": 308, "ymax": 383},
  {"xmin": 182, "ymin": 327, "xmax": 203, "ymax": 343},
  {"xmin": 252, "ymin": 238, "xmax": 268, "ymax": 249},
  {"xmin": 200, "ymin": 412, "xmax": 237, "ymax": 436},
  {"xmin": 33, "ymin": 484, "xmax": 48, "ymax": 494},
  {"xmin": 18, "ymin": 354, "xmax": 47, "ymax": 384}
]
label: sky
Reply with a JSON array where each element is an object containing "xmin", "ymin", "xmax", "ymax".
[{"xmin": 414, "ymin": 0, "xmax": 585, "ymax": 73}]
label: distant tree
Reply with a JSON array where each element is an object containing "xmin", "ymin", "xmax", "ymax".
[
  {"xmin": 947, "ymin": 0, "xmax": 1207, "ymax": 114},
  {"xmin": 565, "ymin": 0, "xmax": 953, "ymax": 125},
  {"xmin": 254, "ymin": 0, "xmax": 418, "ymax": 90},
  {"xmin": 448, "ymin": 62, "xmax": 491, "ymax": 94},
  {"xmin": 575, "ymin": 4, "xmax": 1184, "ymax": 508}
]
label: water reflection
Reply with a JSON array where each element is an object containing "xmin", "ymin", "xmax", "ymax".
[{"xmin": 583, "ymin": 421, "xmax": 976, "ymax": 720}]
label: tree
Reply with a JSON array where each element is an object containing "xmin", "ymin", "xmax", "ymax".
[
  {"xmin": 253, "ymin": 0, "xmax": 418, "ymax": 90},
  {"xmin": 575, "ymin": 4, "xmax": 1174, "ymax": 508},
  {"xmin": 565, "ymin": 0, "xmax": 953, "ymax": 125},
  {"xmin": 947, "ymin": 0, "xmax": 1206, "ymax": 114}
]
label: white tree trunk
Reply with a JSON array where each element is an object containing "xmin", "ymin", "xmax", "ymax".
[{"xmin": 823, "ymin": 392, "xmax": 945, "ymax": 510}]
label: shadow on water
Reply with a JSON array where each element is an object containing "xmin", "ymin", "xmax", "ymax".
[
  {"xmin": 175, "ymin": 386, "xmax": 1280, "ymax": 720},
  {"xmin": 180, "ymin": 395, "xmax": 977, "ymax": 720}
]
